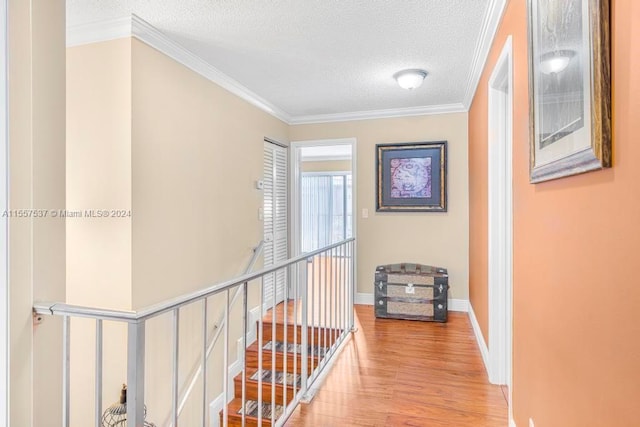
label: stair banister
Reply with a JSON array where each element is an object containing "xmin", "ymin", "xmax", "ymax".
[
  {"xmin": 32, "ymin": 237, "xmax": 355, "ymax": 427},
  {"xmin": 171, "ymin": 240, "xmax": 264, "ymax": 425}
]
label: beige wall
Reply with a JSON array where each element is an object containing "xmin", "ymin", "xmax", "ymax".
[
  {"xmin": 290, "ymin": 114, "xmax": 469, "ymax": 300},
  {"xmin": 66, "ymin": 38, "xmax": 133, "ymax": 425},
  {"xmin": 8, "ymin": 0, "xmax": 66, "ymax": 425},
  {"xmin": 67, "ymin": 38, "xmax": 132, "ymax": 311},
  {"xmin": 130, "ymin": 38, "xmax": 287, "ymax": 424},
  {"xmin": 66, "ymin": 37, "xmax": 288, "ymax": 425},
  {"xmin": 131, "ymin": 38, "xmax": 288, "ymax": 308},
  {"xmin": 301, "ymin": 159, "xmax": 352, "ymax": 172}
]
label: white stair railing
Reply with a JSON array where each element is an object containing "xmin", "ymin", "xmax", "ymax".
[
  {"xmin": 33, "ymin": 238, "xmax": 355, "ymax": 427},
  {"xmin": 169, "ymin": 240, "xmax": 264, "ymax": 426}
]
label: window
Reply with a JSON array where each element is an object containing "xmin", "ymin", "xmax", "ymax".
[{"xmin": 301, "ymin": 173, "xmax": 352, "ymax": 252}]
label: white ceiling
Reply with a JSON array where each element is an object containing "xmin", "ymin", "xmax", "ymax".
[{"xmin": 67, "ymin": 0, "xmax": 502, "ymax": 123}]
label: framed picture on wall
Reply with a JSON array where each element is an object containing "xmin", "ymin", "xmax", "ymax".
[
  {"xmin": 527, "ymin": 0, "xmax": 611, "ymax": 183},
  {"xmin": 375, "ymin": 141, "xmax": 447, "ymax": 212}
]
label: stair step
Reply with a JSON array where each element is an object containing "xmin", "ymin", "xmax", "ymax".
[
  {"xmin": 263, "ymin": 340, "xmax": 330, "ymax": 358},
  {"xmin": 245, "ymin": 341, "xmax": 328, "ymax": 373},
  {"xmin": 224, "ymin": 398, "xmax": 284, "ymax": 426},
  {"xmin": 261, "ymin": 320, "xmax": 343, "ymax": 347},
  {"xmin": 234, "ymin": 369, "xmax": 299, "ymax": 404}
]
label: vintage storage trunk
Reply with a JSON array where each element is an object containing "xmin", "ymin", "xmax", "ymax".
[{"xmin": 374, "ymin": 263, "xmax": 449, "ymax": 322}]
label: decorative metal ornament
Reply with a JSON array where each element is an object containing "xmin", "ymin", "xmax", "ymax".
[{"xmin": 101, "ymin": 384, "xmax": 156, "ymax": 427}]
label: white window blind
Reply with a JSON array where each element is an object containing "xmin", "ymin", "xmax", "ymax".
[{"xmin": 301, "ymin": 173, "xmax": 352, "ymax": 253}]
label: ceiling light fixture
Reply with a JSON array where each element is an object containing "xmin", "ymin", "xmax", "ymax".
[
  {"xmin": 393, "ymin": 69, "xmax": 428, "ymax": 90},
  {"xmin": 539, "ymin": 50, "xmax": 576, "ymax": 75}
]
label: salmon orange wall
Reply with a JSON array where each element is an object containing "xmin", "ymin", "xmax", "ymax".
[{"xmin": 469, "ymin": 0, "xmax": 640, "ymax": 425}]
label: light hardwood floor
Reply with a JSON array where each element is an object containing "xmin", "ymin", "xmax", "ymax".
[{"xmin": 284, "ymin": 305, "xmax": 508, "ymax": 427}]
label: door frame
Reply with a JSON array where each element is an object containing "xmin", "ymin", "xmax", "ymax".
[
  {"xmin": 289, "ymin": 138, "xmax": 357, "ymax": 258},
  {"xmin": 487, "ymin": 34, "xmax": 513, "ymax": 406},
  {"xmin": 0, "ymin": 1, "xmax": 8, "ymax": 423}
]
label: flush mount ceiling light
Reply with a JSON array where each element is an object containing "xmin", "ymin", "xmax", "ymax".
[
  {"xmin": 539, "ymin": 50, "xmax": 576, "ymax": 75},
  {"xmin": 393, "ymin": 69, "xmax": 428, "ymax": 90}
]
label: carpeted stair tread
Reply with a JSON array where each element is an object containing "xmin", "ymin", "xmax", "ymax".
[
  {"xmin": 249, "ymin": 368, "xmax": 302, "ymax": 387},
  {"xmin": 233, "ymin": 368, "xmax": 298, "ymax": 404},
  {"xmin": 262, "ymin": 340, "xmax": 330, "ymax": 358},
  {"xmin": 261, "ymin": 320, "xmax": 343, "ymax": 345},
  {"xmin": 238, "ymin": 399, "xmax": 285, "ymax": 420},
  {"xmin": 225, "ymin": 398, "xmax": 280, "ymax": 426}
]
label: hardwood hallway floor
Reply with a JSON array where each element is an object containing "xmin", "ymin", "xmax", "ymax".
[{"xmin": 285, "ymin": 305, "xmax": 508, "ymax": 427}]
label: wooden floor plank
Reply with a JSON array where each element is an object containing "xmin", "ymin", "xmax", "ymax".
[{"xmin": 284, "ymin": 305, "xmax": 508, "ymax": 426}]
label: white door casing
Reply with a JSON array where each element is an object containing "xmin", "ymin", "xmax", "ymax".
[
  {"xmin": 289, "ymin": 138, "xmax": 356, "ymax": 258},
  {"xmin": 487, "ymin": 34, "xmax": 513, "ymax": 400}
]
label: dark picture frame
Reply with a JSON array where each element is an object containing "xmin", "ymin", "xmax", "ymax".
[
  {"xmin": 376, "ymin": 141, "xmax": 447, "ymax": 212},
  {"xmin": 527, "ymin": 0, "xmax": 611, "ymax": 183}
]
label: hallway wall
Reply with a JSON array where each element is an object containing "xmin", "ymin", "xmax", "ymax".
[
  {"xmin": 8, "ymin": 0, "xmax": 66, "ymax": 425},
  {"xmin": 291, "ymin": 113, "xmax": 469, "ymax": 302},
  {"xmin": 66, "ymin": 37, "xmax": 289, "ymax": 425},
  {"xmin": 469, "ymin": 0, "xmax": 640, "ymax": 425}
]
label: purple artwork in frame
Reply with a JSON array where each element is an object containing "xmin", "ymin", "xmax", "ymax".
[
  {"xmin": 376, "ymin": 141, "xmax": 447, "ymax": 212},
  {"xmin": 390, "ymin": 157, "xmax": 432, "ymax": 199}
]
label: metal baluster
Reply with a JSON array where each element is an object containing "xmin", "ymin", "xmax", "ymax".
[
  {"xmin": 95, "ymin": 319, "xmax": 103, "ymax": 427},
  {"xmin": 336, "ymin": 244, "xmax": 346, "ymax": 338},
  {"xmin": 242, "ymin": 282, "xmax": 248, "ymax": 427},
  {"xmin": 341, "ymin": 243, "xmax": 346, "ymax": 336},
  {"xmin": 283, "ymin": 266, "xmax": 289, "ymax": 411},
  {"xmin": 310, "ymin": 256, "xmax": 315, "ymax": 374},
  {"xmin": 223, "ymin": 290, "xmax": 229, "ymax": 427},
  {"xmin": 258, "ymin": 277, "xmax": 264, "ymax": 426},
  {"xmin": 62, "ymin": 316, "xmax": 70, "ymax": 427},
  {"xmin": 293, "ymin": 261, "xmax": 299, "ymax": 401},
  {"xmin": 127, "ymin": 321, "xmax": 145, "ymax": 427},
  {"xmin": 337, "ymin": 245, "xmax": 342, "ymax": 342},
  {"xmin": 328, "ymin": 248, "xmax": 333, "ymax": 353},
  {"xmin": 331, "ymin": 247, "xmax": 336, "ymax": 350},
  {"xmin": 300, "ymin": 258, "xmax": 309, "ymax": 399},
  {"xmin": 202, "ymin": 298, "xmax": 208, "ymax": 427},
  {"xmin": 323, "ymin": 248, "xmax": 328, "ymax": 363},
  {"xmin": 271, "ymin": 270, "xmax": 277, "ymax": 425},
  {"xmin": 172, "ymin": 309, "xmax": 180, "ymax": 427},
  {"xmin": 350, "ymin": 241, "xmax": 355, "ymax": 330}
]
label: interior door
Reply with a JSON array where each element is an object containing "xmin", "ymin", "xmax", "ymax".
[{"xmin": 263, "ymin": 140, "xmax": 288, "ymax": 308}]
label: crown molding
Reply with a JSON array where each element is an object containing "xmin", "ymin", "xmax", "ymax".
[
  {"xmin": 68, "ymin": 14, "xmax": 292, "ymax": 124},
  {"xmin": 462, "ymin": 0, "xmax": 508, "ymax": 109},
  {"xmin": 128, "ymin": 15, "xmax": 293, "ymax": 123},
  {"xmin": 289, "ymin": 103, "xmax": 467, "ymax": 125},
  {"xmin": 67, "ymin": 16, "xmax": 133, "ymax": 47}
]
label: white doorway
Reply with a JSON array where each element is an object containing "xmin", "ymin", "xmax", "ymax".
[
  {"xmin": 487, "ymin": 33, "xmax": 513, "ymax": 407},
  {"xmin": 290, "ymin": 138, "xmax": 356, "ymax": 258},
  {"xmin": 0, "ymin": 2, "xmax": 8, "ymax": 423},
  {"xmin": 263, "ymin": 138, "xmax": 288, "ymax": 309}
]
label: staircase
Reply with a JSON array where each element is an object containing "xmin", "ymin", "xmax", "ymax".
[{"xmin": 221, "ymin": 312, "xmax": 341, "ymax": 426}]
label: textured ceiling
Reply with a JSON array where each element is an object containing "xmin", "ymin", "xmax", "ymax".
[{"xmin": 67, "ymin": 0, "xmax": 492, "ymax": 119}]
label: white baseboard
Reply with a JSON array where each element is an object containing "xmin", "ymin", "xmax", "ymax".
[
  {"xmin": 355, "ymin": 292, "xmax": 468, "ymax": 312},
  {"xmin": 468, "ymin": 302, "xmax": 490, "ymax": 375},
  {"xmin": 447, "ymin": 299, "xmax": 469, "ymax": 312},
  {"xmin": 247, "ymin": 306, "xmax": 261, "ymax": 346},
  {"xmin": 355, "ymin": 292, "xmax": 374, "ymax": 305}
]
